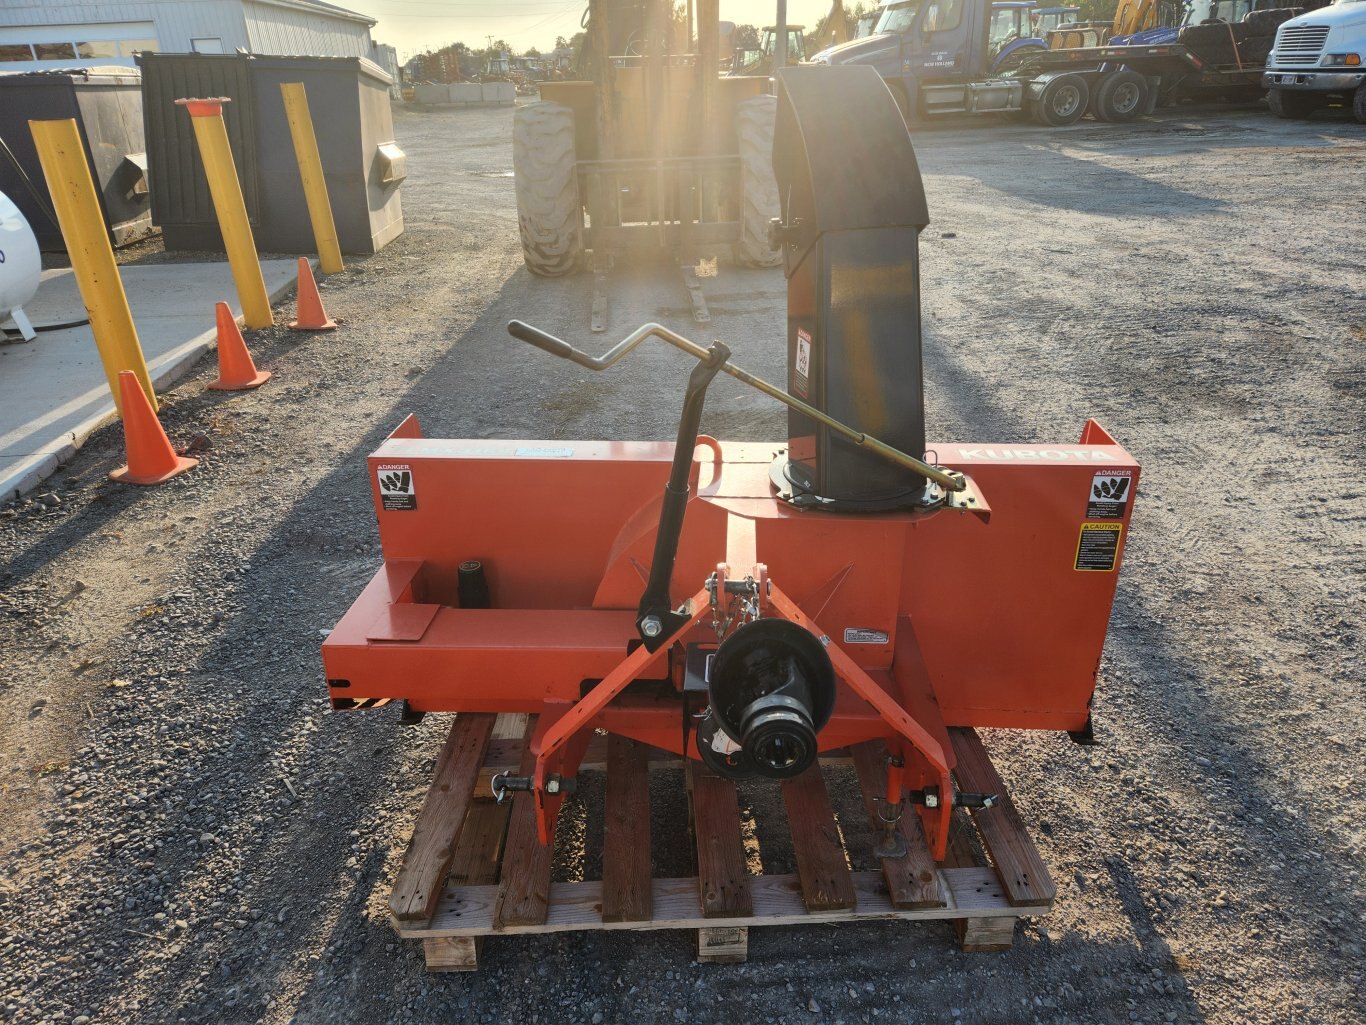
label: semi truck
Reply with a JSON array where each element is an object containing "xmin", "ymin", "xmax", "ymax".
[
  {"xmin": 1263, "ymin": 0, "xmax": 1366, "ymax": 120},
  {"xmin": 810, "ymin": 0, "xmax": 1276, "ymax": 123}
]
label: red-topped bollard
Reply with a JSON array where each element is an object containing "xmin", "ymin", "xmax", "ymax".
[{"xmin": 175, "ymin": 96, "xmax": 273, "ymax": 329}]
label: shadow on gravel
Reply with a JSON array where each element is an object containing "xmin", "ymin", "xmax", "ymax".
[
  {"xmin": 912, "ymin": 106, "xmax": 1365, "ymax": 149},
  {"xmin": 921, "ymin": 316, "xmax": 1361, "ymax": 954},
  {"xmin": 57, "ymin": 262, "xmax": 754, "ymax": 1024},
  {"xmin": 0, "ymin": 325, "xmax": 322, "ymax": 595},
  {"xmin": 1105, "ymin": 855, "xmax": 1183, "ymax": 963},
  {"xmin": 39, "ymin": 255, "xmax": 1319, "ymax": 1024},
  {"xmin": 965, "ymin": 144, "xmax": 1228, "ymax": 215}
]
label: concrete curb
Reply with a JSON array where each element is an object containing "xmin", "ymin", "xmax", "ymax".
[{"xmin": 1, "ymin": 262, "xmax": 310, "ymax": 503}]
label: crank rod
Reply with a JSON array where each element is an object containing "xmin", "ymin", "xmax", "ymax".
[{"xmin": 507, "ymin": 320, "xmax": 965, "ymax": 492}]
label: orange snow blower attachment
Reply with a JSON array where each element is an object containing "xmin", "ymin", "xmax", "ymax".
[{"xmin": 321, "ymin": 66, "xmax": 1139, "ymax": 862}]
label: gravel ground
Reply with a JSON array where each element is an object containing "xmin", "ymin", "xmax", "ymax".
[{"xmin": 1, "ymin": 99, "xmax": 1362, "ymax": 1025}]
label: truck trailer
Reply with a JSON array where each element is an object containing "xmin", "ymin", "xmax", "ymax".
[{"xmin": 811, "ymin": 0, "xmax": 1277, "ymax": 123}]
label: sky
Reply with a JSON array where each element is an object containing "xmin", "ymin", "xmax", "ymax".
[{"xmin": 343, "ymin": 1, "xmax": 851, "ymax": 62}]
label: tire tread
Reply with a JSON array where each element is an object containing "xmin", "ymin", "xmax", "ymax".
[{"xmin": 513, "ymin": 103, "xmax": 582, "ymax": 277}]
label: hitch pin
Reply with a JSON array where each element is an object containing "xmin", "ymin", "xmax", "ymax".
[
  {"xmin": 906, "ymin": 788, "xmax": 1000, "ymax": 810},
  {"xmin": 490, "ymin": 772, "xmax": 576, "ymax": 805}
]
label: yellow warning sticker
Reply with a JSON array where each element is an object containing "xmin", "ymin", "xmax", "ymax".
[{"xmin": 1075, "ymin": 522, "xmax": 1122, "ymax": 572}]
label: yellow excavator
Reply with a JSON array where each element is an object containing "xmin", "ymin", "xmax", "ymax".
[
  {"xmin": 1047, "ymin": 0, "xmax": 1166, "ymax": 48},
  {"xmin": 811, "ymin": 0, "xmax": 853, "ymax": 51}
]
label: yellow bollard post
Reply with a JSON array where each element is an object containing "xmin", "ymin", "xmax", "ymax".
[
  {"xmin": 29, "ymin": 118, "xmax": 156, "ymax": 415},
  {"xmin": 176, "ymin": 97, "xmax": 273, "ymax": 329},
  {"xmin": 279, "ymin": 83, "xmax": 344, "ymax": 275}
]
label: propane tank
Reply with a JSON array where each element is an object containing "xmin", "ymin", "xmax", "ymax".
[{"xmin": 0, "ymin": 190, "xmax": 42, "ymax": 340}]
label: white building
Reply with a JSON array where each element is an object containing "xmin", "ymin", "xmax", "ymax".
[{"xmin": 0, "ymin": 0, "xmax": 382, "ymax": 73}]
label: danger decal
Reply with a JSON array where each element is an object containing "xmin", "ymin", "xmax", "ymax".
[
  {"xmin": 377, "ymin": 463, "xmax": 416, "ymax": 511},
  {"xmin": 1087, "ymin": 469, "xmax": 1133, "ymax": 519},
  {"xmin": 1075, "ymin": 522, "xmax": 1122, "ymax": 572},
  {"xmin": 794, "ymin": 329, "xmax": 812, "ymax": 399}
]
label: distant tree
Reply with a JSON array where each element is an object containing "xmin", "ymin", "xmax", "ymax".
[
  {"xmin": 671, "ymin": 1, "xmax": 689, "ymax": 45},
  {"xmin": 1079, "ymin": 0, "xmax": 1121, "ymax": 19},
  {"xmin": 524, "ymin": 46, "xmax": 541, "ymax": 57},
  {"xmin": 733, "ymin": 24, "xmax": 760, "ymax": 49},
  {"xmin": 567, "ymin": 30, "xmax": 588, "ymax": 75},
  {"xmin": 555, "ymin": 35, "xmax": 571, "ymax": 50}
]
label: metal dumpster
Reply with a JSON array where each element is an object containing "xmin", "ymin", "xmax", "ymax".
[
  {"xmin": 137, "ymin": 52, "xmax": 404, "ymax": 255},
  {"xmin": 0, "ymin": 68, "xmax": 152, "ymax": 251},
  {"xmin": 248, "ymin": 55, "xmax": 404, "ymax": 255}
]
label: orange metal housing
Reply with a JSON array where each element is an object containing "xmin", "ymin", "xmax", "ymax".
[{"xmin": 322, "ymin": 416, "xmax": 1139, "ymax": 854}]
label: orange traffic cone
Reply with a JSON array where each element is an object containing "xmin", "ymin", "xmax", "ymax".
[
  {"xmin": 208, "ymin": 301, "xmax": 271, "ymax": 390},
  {"xmin": 110, "ymin": 371, "xmax": 198, "ymax": 485},
  {"xmin": 289, "ymin": 258, "xmax": 337, "ymax": 331}
]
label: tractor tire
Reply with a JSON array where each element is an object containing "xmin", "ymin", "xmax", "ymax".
[
  {"xmin": 1093, "ymin": 70, "xmax": 1149, "ymax": 122},
  {"xmin": 1035, "ymin": 75, "xmax": 1090, "ymax": 126},
  {"xmin": 734, "ymin": 95, "xmax": 783, "ymax": 269},
  {"xmin": 1267, "ymin": 87, "xmax": 1320, "ymax": 119},
  {"xmin": 889, "ymin": 81, "xmax": 916, "ymax": 126},
  {"xmin": 513, "ymin": 102, "xmax": 582, "ymax": 277},
  {"xmin": 1355, "ymin": 83, "xmax": 1366, "ymax": 124}
]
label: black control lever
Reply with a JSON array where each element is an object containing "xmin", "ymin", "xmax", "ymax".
[
  {"xmin": 505, "ymin": 319, "xmax": 978, "ymax": 653},
  {"xmin": 508, "ymin": 321, "xmax": 735, "ymax": 651},
  {"xmin": 636, "ymin": 341, "xmax": 730, "ymax": 650},
  {"xmin": 507, "ymin": 321, "xmax": 586, "ymax": 365}
]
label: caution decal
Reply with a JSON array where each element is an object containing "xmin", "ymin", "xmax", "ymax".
[
  {"xmin": 1075, "ymin": 522, "xmax": 1122, "ymax": 572},
  {"xmin": 377, "ymin": 463, "xmax": 416, "ymax": 511}
]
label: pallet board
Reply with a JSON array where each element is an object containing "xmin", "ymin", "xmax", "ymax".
[
  {"xmin": 689, "ymin": 762, "xmax": 753, "ymax": 919},
  {"xmin": 389, "ymin": 713, "xmax": 497, "ymax": 922},
  {"xmin": 850, "ymin": 740, "xmax": 946, "ymax": 910},
  {"xmin": 949, "ymin": 727, "xmax": 1057, "ymax": 909},
  {"xmin": 491, "ymin": 717, "xmax": 555, "ymax": 929},
  {"xmin": 781, "ymin": 766, "xmax": 856, "ymax": 912},
  {"xmin": 602, "ymin": 735, "xmax": 652, "ymax": 923},
  {"xmin": 387, "ymin": 718, "xmax": 1055, "ymax": 970},
  {"xmin": 410, "ymin": 867, "xmax": 1015, "ymax": 937}
]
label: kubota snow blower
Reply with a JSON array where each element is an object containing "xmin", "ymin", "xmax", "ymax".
[{"xmin": 322, "ymin": 66, "xmax": 1138, "ymax": 866}]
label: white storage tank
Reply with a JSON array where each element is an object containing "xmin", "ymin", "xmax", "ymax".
[{"xmin": 0, "ymin": 190, "xmax": 41, "ymax": 341}]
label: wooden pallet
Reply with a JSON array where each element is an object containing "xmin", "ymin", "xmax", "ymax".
[{"xmin": 388, "ymin": 714, "xmax": 1056, "ymax": 971}]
